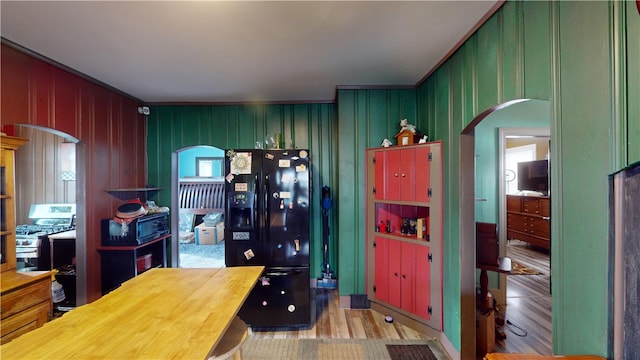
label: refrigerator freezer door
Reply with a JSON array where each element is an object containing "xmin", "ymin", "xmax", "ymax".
[
  {"xmin": 262, "ymin": 150, "xmax": 310, "ymax": 267},
  {"xmin": 239, "ymin": 267, "xmax": 311, "ymax": 327},
  {"xmin": 225, "ymin": 150, "xmax": 264, "ymax": 266}
]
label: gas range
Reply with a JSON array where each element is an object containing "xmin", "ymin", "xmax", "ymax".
[{"xmin": 16, "ymin": 204, "xmax": 76, "ymax": 266}]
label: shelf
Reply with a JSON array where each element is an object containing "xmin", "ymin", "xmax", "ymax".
[
  {"xmin": 105, "ymin": 187, "xmax": 161, "ymax": 201},
  {"xmin": 97, "ymin": 234, "xmax": 170, "ymax": 251},
  {"xmin": 374, "ymin": 231, "xmax": 430, "ymax": 243}
]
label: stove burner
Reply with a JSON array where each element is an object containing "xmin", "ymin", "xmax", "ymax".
[{"xmin": 16, "ymin": 224, "xmax": 75, "ymax": 236}]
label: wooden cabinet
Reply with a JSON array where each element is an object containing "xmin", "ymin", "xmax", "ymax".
[
  {"xmin": 506, "ymin": 195, "xmax": 551, "ymax": 250},
  {"xmin": 1, "ymin": 135, "xmax": 27, "ymax": 273},
  {"xmin": 374, "ymin": 146, "xmax": 432, "ymax": 202},
  {"xmin": 98, "ymin": 234, "xmax": 170, "ymax": 294},
  {"xmin": 366, "ymin": 142, "xmax": 442, "ymax": 331},
  {"xmin": 1, "ymin": 272, "xmax": 52, "ymax": 344},
  {"xmin": 1, "ymin": 134, "xmax": 52, "ymax": 344},
  {"xmin": 375, "ymin": 237, "xmax": 432, "ymax": 320}
]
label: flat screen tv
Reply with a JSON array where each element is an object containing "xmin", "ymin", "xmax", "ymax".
[{"xmin": 517, "ymin": 159, "xmax": 549, "ymax": 195}]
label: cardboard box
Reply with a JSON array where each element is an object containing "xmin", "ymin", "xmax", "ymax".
[
  {"xmin": 195, "ymin": 222, "xmax": 224, "ymax": 245},
  {"xmin": 476, "ymin": 309, "xmax": 495, "ymax": 355}
]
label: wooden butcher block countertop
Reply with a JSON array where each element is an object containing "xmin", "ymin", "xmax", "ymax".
[{"xmin": 0, "ymin": 266, "xmax": 264, "ymax": 360}]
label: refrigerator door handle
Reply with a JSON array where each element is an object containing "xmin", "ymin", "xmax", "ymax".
[
  {"xmin": 264, "ymin": 173, "xmax": 270, "ymax": 242},
  {"xmin": 255, "ymin": 174, "xmax": 260, "ymax": 229},
  {"xmin": 265, "ymin": 269, "xmax": 303, "ymax": 277}
]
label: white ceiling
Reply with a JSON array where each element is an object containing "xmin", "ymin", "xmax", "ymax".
[{"xmin": 1, "ymin": 1, "xmax": 499, "ymax": 103}]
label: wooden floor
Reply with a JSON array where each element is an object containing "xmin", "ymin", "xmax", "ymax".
[
  {"xmin": 493, "ymin": 240, "xmax": 552, "ymax": 355},
  {"xmin": 247, "ymin": 239, "xmax": 551, "ymax": 357},
  {"xmin": 248, "ymin": 288, "xmax": 430, "ymax": 340}
]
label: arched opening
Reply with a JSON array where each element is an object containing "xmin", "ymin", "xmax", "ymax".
[
  {"xmin": 11, "ymin": 125, "xmax": 85, "ymax": 310},
  {"xmin": 460, "ymin": 99, "xmax": 552, "ymax": 356},
  {"xmin": 170, "ymin": 145, "xmax": 226, "ymax": 268}
]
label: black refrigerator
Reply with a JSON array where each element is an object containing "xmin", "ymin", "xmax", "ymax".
[{"xmin": 224, "ymin": 148, "xmax": 311, "ymax": 327}]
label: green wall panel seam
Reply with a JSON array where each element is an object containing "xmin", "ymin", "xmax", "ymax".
[
  {"xmin": 610, "ymin": 0, "xmax": 627, "ymax": 169},
  {"xmin": 549, "ymin": 0, "xmax": 564, "ymax": 352}
]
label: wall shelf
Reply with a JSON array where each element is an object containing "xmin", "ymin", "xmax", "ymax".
[{"xmin": 105, "ymin": 187, "xmax": 161, "ymax": 201}]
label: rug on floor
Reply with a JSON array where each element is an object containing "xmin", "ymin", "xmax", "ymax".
[
  {"xmin": 178, "ymin": 243, "xmax": 225, "ymax": 268},
  {"xmin": 240, "ymin": 338, "xmax": 451, "ymax": 360},
  {"xmin": 510, "ymin": 261, "xmax": 542, "ymax": 275}
]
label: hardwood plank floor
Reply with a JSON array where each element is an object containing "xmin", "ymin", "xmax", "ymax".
[
  {"xmin": 245, "ymin": 239, "xmax": 551, "ymax": 357},
  {"xmin": 248, "ymin": 288, "xmax": 429, "ymax": 340},
  {"xmin": 493, "ymin": 240, "xmax": 552, "ymax": 355}
]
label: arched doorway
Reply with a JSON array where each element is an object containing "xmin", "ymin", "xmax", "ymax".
[
  {"xmin": 460, "ymin": 99, "xmax": 552, "ymax": 356},
  {"xmin": 170, "ymin": 145, "xmax": 226, "ymax": 268},
  {"xmin": 12, "ymin": 125, "xmax": 85, "ymax": 309}
]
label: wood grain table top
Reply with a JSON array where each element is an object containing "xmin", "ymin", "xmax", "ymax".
[{"xmin": 0, "ymin": 266, "xmax": 264, "ymax": 360}]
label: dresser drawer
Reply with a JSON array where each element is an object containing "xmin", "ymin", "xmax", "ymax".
[
  {"xmin": 507, "ymin": 213, "xmax": 528, "ymax": 229},
  {"xmin": 539, "ymin": 198, "xmax": 550, "ymax": 217},
  {"xmin": 0, "ymin": 300, "xmax": 50, "ymax": 344},
  {"xmin": 522, "ymin": 198, "xmax": 542, "ymax": 214},
  {"xmin": 506, "ymin": 196, "xmax": 522, "ymax": 212},
  {"xmin": 1, "ymin": 279, "xmax": 50, "ymax": 320},
  {"xmin": 527, "ymin": 217, "xmax": 550, "ymax": 238}
]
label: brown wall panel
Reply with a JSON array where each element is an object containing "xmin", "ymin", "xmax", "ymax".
[{"xmin": 1, "ymin": 44, "xmax": 145, "ymax": 303}]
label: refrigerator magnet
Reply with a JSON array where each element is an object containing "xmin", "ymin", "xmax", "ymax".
[
  {"xmin": 234, "ymin": 183, "xmax": 248, "ymax": 192},
  {"xmin": 296, "ymin": 164, "xmax": 307, "ymax": 172},
  {"xmin": 299, "ymin": 150, "xmax": 308, "ymax": 158},
  {"xmin": 244, "ymin": 249, "xmax": 255, "ymax": 260},
  {"xmin": 279, "ymin": 159, "xmax": 291, "ymax": 167},
  {"xmin": 280, "ymin": 191, "xmax": 291, "ymax": 199},
  {"xmin": 231, "ymin": 152, "xmax": 252, "ymax": 174},
  {"xmin": 265, "ymin": 153, "xmax": 274, "ymax": 160},
  {"xmin": 225, "ymin": 173, "xmax": 235, "ymax": 183}
]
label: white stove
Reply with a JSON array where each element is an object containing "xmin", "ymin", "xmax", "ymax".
[{"xmin": 16, "ymin": 204, "xmax": 76, "ymax": 269}]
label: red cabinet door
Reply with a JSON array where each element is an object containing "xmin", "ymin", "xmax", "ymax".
[
  {"xmin": 400, "ymin": 241, "xmax": 416, "ymax": 313},
  {"xmin": 399, "ymin": 148, "xmax": 416, "ymax": 201},
  {"xmin": 384, "ymin": 149, "xmax": 402, "ymax": 200},
  {"xmin": 374, "ymin": 237, "xmax": 389, "ymax": 303},
  {"xmin": 388, "ymin": 240, "xmax": 402, "ymax": 308},
  {"xmin": 413, "ymin": 244, "xmax": 431, "ymax": 320},
  {"xmin": 414, "ymin": 145, "xmax": 431, "ymax": 203},
  {"xmin": 373, "ymin": 151, "xmax": 386, "ymax": 200}
]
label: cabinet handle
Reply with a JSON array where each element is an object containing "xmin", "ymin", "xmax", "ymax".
[
  {"xmin": 542, "ymin": 216, "xmax": 550, "ymax": 220},
  {"xmin": 394, "ymin": 272, "xmax": 398, "ymax": 277},
  {"xmin": 402, "ymin": 274, "xmax": 406, "ymax": 279},
  {"xmin": 401, "ymin": 173, "xmax": 405, "ymax": 177},
  {"xmin": 394, "ymin": 173, "xmax": 399, "ymax": 177}
]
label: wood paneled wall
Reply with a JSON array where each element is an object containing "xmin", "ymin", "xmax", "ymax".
[
  {"xmin": 335, "ymin": 89, "xmax": 417, "ymax": 296},
  {"xmin": 1, "ymin": 44, "xmax": 146, "ymax": 303},
  {"xmin": 413, "ymin": 0, "xmax": 638, "ymax": 356},
  {"xmin": 146, "ymin": 103, "xmax": 337, "ymax": 279}
]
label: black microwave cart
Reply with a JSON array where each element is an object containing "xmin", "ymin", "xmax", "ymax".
[
  {"xmin": 97, "ymin": 212, "xmax": 170, "ymax": 294},
  {"xmin": 97, "ymin": 234, "xmax": 170, "ymax": 294}
]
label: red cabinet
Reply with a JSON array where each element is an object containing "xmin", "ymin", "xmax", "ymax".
[
  {"xmin": 366, "ymin": 142, "xmax": 442, "ymax": 331},
  {"xmin": 374, "ymin": 237, "xmax": 432, "ymax": 320},
  {"xmin": 374, "ymin": 147, "xmax": 432, "ymax": 202}
]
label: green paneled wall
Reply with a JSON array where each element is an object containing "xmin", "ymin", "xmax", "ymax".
[
  {"xmin": 142, "ymin": 0, "xmax": 639, "ymax": 356},
  {"xmin": 146, "ymin": 103, "xmax": 337, "ymax": 280},
  {"xmin": 626, "ymin": 0, "xmax": 640, "ymax": 163},
  {"xmin": 411, "ymin": 0, "xmax": 637, "ymax": 355},
  {"xmin": 335, "ymin": 89, "xmax": 416, "ymax": 296}
]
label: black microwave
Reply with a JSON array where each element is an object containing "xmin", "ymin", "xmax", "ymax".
[{"xmin": 101, "ymin": 212, "xmax": 169, "ymax": 246}]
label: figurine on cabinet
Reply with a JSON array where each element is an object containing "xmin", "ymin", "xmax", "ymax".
[{"xmin": 395, "ymin": 119, "xmax": 421, "ymax": 146}]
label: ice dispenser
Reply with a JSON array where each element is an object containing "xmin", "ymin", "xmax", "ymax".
[{"xmin": 228, "ymin": 192, "xmax": 255, "ymax": 230}]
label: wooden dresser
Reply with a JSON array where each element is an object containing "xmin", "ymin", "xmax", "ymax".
[
  {"xmin": 1, "ymin": 134, "xmax": 52, "ymax": 344},
  {"xmin": 506, "ymin": 194, "xmax": 551, "ymax": 250}
]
